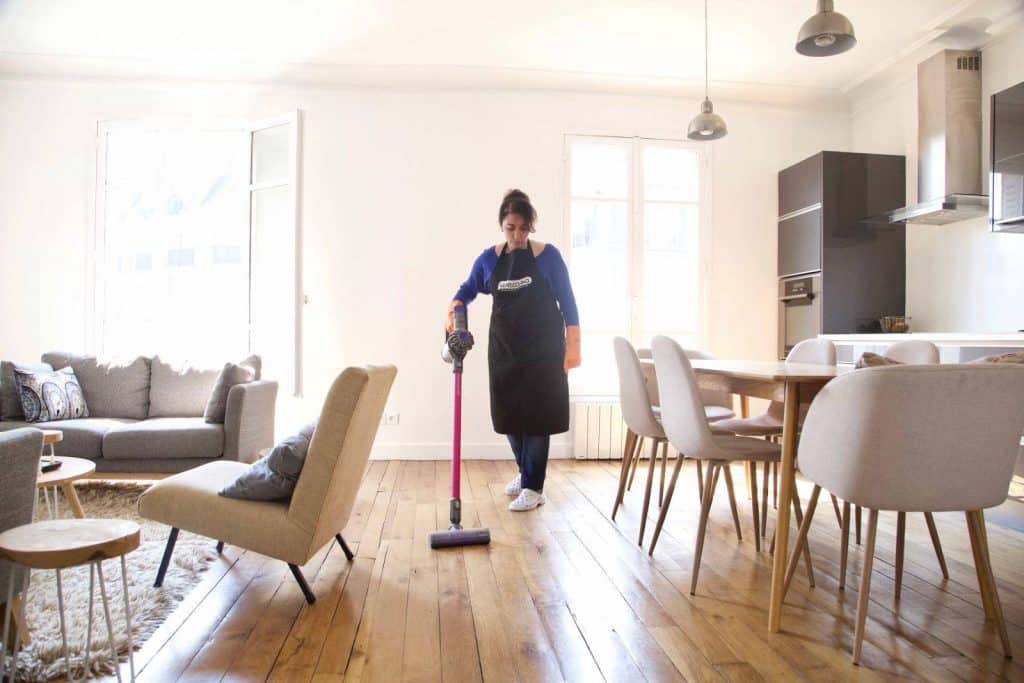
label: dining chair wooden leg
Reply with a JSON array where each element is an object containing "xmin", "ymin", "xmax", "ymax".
[
  {"xmin": 749, "ymin": 461, "xmax": 761, "ymax": 552},
  {"xmin": 853, "ymin": 509, "xmax": 880, "ymax": 665},
  {"xmin": 830, "ymin": 494, "xmax": 843, "ymax": 529},
  {"xmin": 690, "ymin": 462, "xmax": 720, "ymax": 595},
  {"xmin": 772, "ymin": 461, "xmax": 778, "ymax": 509},
  {"xmin": 839, "ymin": 501, "xmax": 851, "ymax": 591},
  {"xmin": 637, "ymin": 438, "xmax": 660, "ymax": 546},
  {"xmin": 722, "ymin": 464, "xmax": 743, "ymax": 542},
  {"xmin": 627, "ymin": 436, "xmax": 644, "ymax": 490},
  {"xmin": 760, "ymin": 461, "xmax": 770, "ymax": 538},
  {"xmin": 783, "ymin": 484, "xmax": 821, "ymax": 599},
  {"xmin": 649, "ymin": 454, "xmax": 687, "ymax": 556},
  {"xmin": 967, "ymin": 510, "xmax": 1012, "ymax": 658},
  {"xmin": 696, "ymin": 460, "xmax": 704, "ymax": 503},
  {"xmin": 895, "ymin": 511, "xmax": 906, "ymax": 601},
  {"xmin": 923, "ymin": 512, "xmax": 950, "ymax": 579},
  {"xmin": 612, "ymin": 429, "xmax": 639, "ymax": 520},
  {"xmin": 658, "ymin": 440, "xmax": 668, "ymax": 507},
  {"xmin": 855, "ymin": 505, "xmax": 862, "ymax": 545},
  {"xmin": 744, "ymin": 461, "xmax": 752, "ymax": 500},
  {"xmin": 966, "ymin": 510, "xmax": 996, "ymax": 619},
  {"xmin": 790, "ymin": 478, "xmax": 815, "ymax": 587}
]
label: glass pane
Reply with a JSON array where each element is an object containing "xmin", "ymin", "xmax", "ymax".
[
  {"xmin": 570, "ymin": 142, "xmax": 629, "ymax": 199},
  {"xmin": 643, "ymin": 147, "xmax": 699, "ymax": 202},
  {"xmin": 569, "ymin": 200, "xmax": 630, "ymax": 333},
  {"xmin": 250, "ymin": 185, "xmax": 294, "ymax": 387},
  {"xmin": 251, "ymin": 124, "xmax": 291, "ymax": 185},
  {"xmin": 105, "ymin": 129, "xmax": 161, "ymax": 188},
  {"xmin": 642, "ymin": 203, "xmax": 699, "ymax": 336},
  {"xmin": 571, "ymin": 332, "xmax": 621, "ymax": 397},
  {"xmin": 101, "ymin": 129, "xmax": 249, "ymax": 364}
]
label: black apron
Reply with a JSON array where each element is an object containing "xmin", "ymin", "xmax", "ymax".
[{"xmin": 488, "ymin": 241, "xmax": 570, "ymax": 435}]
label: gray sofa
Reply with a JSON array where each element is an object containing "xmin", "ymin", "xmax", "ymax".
[{"xmin": 0, "ymin": 352, "xmax": 277, "ymax": 473}]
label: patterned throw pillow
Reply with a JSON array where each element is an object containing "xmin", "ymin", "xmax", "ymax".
[
  {"xmin": 13, "ymin": 366, "xmax": 90, "ymax": 423},
  {"xmin": 854, "ymin": 352, "xmax": 904, "ymax": 369}
]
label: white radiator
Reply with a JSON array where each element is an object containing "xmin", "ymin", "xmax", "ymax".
[{"xmin": 572, "ymin": 401, "xmax": 628, "ymax": 460}]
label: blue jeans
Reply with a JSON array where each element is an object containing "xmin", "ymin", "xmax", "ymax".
[{"xmin": 507, "ymin": 434, "xmax": 550, "ymax": 492}]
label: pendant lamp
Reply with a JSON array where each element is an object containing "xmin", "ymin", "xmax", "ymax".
[
  {"xmin": 796, "ymin": 0, "xmax": 856, "ymax": 56},
  {"xmin": 687, "ymin": 0, "xmax": 727, "ymax": 141}
]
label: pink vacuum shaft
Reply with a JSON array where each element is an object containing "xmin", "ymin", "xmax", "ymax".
[{"xmin": 452, "ymin": 372, "xmax": 462, "ymax": 499}]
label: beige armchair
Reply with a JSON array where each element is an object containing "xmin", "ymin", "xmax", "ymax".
[
  {"xmin": 1, "ymin": 428, "xmax": 42, "ymax": 654},
  {"xmin": 139, "ymin": 365, "xmax": 397, "ymax": 603},
  {"xmin": 781, "ymin": 364, "xmax": 1024, "ymax": 663}
]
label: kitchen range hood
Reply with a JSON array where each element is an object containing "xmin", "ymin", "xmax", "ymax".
[{"xmin": 874, "ymin": 50, "xmax": 988, "ymax": 225}]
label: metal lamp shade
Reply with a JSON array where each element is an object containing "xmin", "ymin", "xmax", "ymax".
[
  {"xmin": 687, "ymin": 98, "xmax": 727, "ymax": 141},
  {"xmin": 795, "ymin": 1, "xmax": 856, "ymax": 57}
]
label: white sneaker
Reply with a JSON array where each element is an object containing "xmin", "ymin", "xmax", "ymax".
[
  {"xmin": 504, "ymin": 474, "xmax": 522, "ymax": 497},
  {"xmin": 509, "ymin": 488, "xmax": 545, "ymax": 511}
]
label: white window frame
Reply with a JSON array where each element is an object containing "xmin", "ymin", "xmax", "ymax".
[
  {"xmin": 92, "ymin": 113, "xmax": 303, "ymax": 394},
  {"xmin": 563, "ymin": 134, "xmax": 712, "ymax": 394}
]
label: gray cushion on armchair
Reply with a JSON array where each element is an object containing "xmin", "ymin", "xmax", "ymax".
[{"xmin": 0, "ymin": 428, "xmax": 43, "ymax": 600}]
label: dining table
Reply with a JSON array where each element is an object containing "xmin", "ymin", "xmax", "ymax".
[{"xmin": 642, "ymin": 357, "xmax": 850, "ymax": 632}]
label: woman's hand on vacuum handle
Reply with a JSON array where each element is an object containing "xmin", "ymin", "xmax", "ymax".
[
  {"xmin": 564, "ymin": 325, "xmax": 582, "ymax": 373},
  {"xmin": 446, "ymin": 299, "xmax": 464, "ymax": 334}
]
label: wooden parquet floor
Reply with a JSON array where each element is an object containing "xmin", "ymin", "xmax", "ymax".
[{"xmin": 109, "ymin": 459, "xmax": 1024, "ymax": 682}]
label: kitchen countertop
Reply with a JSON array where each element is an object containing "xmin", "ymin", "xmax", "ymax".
[{"xmin": 820, "ymin": 333, "xmax": 1024, "ymax": 346}]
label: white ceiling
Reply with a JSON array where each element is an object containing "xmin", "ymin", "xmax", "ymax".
[{"xmin": 1, "ymin": 0, "xmax": 1021, "ymax": 106}]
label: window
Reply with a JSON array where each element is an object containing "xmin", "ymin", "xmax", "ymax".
[
  {"xmin": 565, "ymin": 135, "xmax": 707, "ymax": 396},
  {"xmin": 95, "ymin": 114, "xmax": 301, "ymax": 392}
]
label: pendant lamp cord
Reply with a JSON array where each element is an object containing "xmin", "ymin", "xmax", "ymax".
[{"xmin": 703, "ymin": 0, "xmax": 709, "ymax": 100}]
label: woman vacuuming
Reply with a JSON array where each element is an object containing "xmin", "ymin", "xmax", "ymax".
[{"xmin": 447, "ymin": 189, "xmax": 581, "ymax": 511}]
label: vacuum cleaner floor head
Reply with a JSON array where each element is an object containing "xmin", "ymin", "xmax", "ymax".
[{"xmin": 429, "ymin": 527, "xmax": 491, "ymax": 549}]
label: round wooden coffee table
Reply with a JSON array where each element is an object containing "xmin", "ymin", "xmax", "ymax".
[{"xmin": 37, "ymin": 456, "xmax": 96, "ymax": 519}]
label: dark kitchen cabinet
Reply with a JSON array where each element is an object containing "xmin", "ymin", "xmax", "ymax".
[{"xmin": 778, "ymin": 151, "xmax": 906, "ymax": 338}]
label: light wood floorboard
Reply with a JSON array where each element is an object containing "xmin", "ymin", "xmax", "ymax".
[{"xmin": 93, "ymin": 459, "xmax": 1024, "ymax": 682}]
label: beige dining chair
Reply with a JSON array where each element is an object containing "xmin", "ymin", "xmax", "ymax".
[
  {"xmin": 613, "ymin": 338, "xmax": 742, "ymax": 544},
  {"xmin": 836, "ymin": 339, "xmax": 948, "ymax": 597},
  {"xmin": 781, "ymin": 364, "xmax": 1024, "ymax": 663},
  {"xmin": 712, "ymin": 338, "xmax": 837, "ymax": 537},
  {"xmin": 628, "ymin": 348, "xmax": 736, "ymax": 489},
  {"xmin": 618, "ymin": 342, "xmax": 742, "ymax": 544},
  {"xmin": 648, "ymin": 336, "xmax": 782, "ymax": 589}
]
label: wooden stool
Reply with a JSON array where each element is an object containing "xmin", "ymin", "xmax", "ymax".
[
  {"xmin": 36, "ymin": 456, "xmax": 96, "ymax": 519},
  {"xmin": 0, "ymin": 519, "xmax": 140, "ymax": 682}
]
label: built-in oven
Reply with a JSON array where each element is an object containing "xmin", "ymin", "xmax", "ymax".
[{"xmin": 778, "ymin": 273, "xmax": 821, "ymax": 359}]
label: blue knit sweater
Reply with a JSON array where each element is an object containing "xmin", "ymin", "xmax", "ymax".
[{"xmin": 453, "ymin": 244, "xmax": 580, "ymax": 326}]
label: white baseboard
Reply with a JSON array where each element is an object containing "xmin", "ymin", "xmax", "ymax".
[{"xmin": 369, "ymin": 441, "xmax": 574, "ymax": 460}]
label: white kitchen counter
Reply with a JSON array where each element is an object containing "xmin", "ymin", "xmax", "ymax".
[{"xmin": 821, "ymin": 332, "xmax": 1024, "ymax": 347}]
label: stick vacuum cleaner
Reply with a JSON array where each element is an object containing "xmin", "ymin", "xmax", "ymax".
[{"xmin": 430, "ymin": 304, "xmax": 491, "ymax": 549}]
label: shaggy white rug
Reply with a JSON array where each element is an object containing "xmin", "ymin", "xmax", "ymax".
[{"xmin": 8, "ymin": 480, "xmax": 216, "ymax": 682}]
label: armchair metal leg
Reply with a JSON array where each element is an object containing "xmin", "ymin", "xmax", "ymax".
[
  {"xmin": 154, "ymin": 528, "xmax": 179, "ymax": 588},
  {"xmin": 336, "ymin": 534, "xmax": 355, "ymax": 561},
  {"xmin": 289, "ymin": 564, "xmax": 316, "ymax": 604}
]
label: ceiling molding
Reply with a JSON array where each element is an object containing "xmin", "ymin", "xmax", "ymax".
[{"xmin": 0, "ymin": 53, "xmax": 852, "ymax": 110}]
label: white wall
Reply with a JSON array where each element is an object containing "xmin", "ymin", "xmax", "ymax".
[
  {"xmin": 850, "ymin": 28, "xmax": 1024, "ymax": 333},
  {"xmin": 0, "ymin": 78, "xmax": 847, "ymax": 457}
]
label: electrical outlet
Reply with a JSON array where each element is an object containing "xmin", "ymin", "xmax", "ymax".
[{"xmin": 384, "ymin": 412, "xmax": 400, "ymax": 426}]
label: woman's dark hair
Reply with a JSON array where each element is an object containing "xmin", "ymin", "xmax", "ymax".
[{"xmin": 498, "ymin": 189, "xmax": 537, "ymax": 231}]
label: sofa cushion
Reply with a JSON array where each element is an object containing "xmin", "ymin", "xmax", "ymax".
[
  {"xmin": 42, "ymin": 352, "xmax": 151, "ymax": 419},
  {"xmin": 204, "ymin": 363, "xmax": 256, "ymax": 423},
  {"xmin": 148, "ymin": 357, "xmax": 220, "ymax": 418},
  {"xmin": 0, "ymin": 418, "xmax": 138, "ymax": 460},
  {"xmin": 1, "ymin": 361, "xmax": 52, "ymax": 421},
  {"xmin": 102, "ymin": 417, "xmax": 224, "ymax": 460},
  {"xmin": 12, "ymin": 365, "xmax": 90, "ymax": 422}
]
